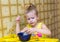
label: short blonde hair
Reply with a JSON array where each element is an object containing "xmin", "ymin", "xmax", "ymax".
[{"xmin": 26, "ymin": 3, "xmax": 38, "ymax": 16}]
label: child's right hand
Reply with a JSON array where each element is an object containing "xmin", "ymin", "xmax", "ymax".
[{"xmin": 16, "ymin": 16, "xmax": 20, "ymax": 23}]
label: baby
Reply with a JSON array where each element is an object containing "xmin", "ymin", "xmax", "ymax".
[{"xmin": 16, "ymin": 4, "xmax": 51, "ymax": 38}]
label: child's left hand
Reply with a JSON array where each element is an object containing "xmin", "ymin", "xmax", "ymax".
[{"xmin": 26, "ymin": 28, "xmax": 36, "ymax": 34}]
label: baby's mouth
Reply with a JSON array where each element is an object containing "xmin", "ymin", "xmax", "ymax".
[
  {"xmin": 30, "ymin": 23, "xmax": 33, "ymax": 24},
  {"xmin": 30, "ymin": 22, "xmax": 33, "ymax": 24}
]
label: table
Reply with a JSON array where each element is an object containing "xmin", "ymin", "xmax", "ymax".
[{"xmin": 0, "ymin": 34, "xmax": 59, "ymax": 42}]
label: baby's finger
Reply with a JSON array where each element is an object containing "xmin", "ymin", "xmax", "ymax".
[
  {"xmin": 16, "ymin": 16, "xmax": 20, "ymax": 21},
  {"xmin": 28, "ymin": 31, "xmax": 32, "ymax": 34},
  {"xmin": 26, "ymin": 30, "xmax": 30, "ymax": 34},
  {"xmin": 27, "ymin": 30, "xmax": 32, "ymax": 34}
]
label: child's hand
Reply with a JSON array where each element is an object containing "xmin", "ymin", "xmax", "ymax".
[
  {"xmin": 16, "ymin": 16, "xmax": 20, "ymax": 23},
  {"xmin": 26, "ymin": 28, "xmax": 36, "ymax": 34}
]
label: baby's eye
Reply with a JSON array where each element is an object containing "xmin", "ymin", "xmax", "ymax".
[
  {"xmin": 27, "ymin": 18, "xmax": 30, "ymax": 20},
  {"xmin": 31, "ymin": 17, "xmax": 34, "ymax": 19}
]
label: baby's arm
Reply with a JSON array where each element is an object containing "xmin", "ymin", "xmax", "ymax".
[
  {"xmin": 16, "ymin": 23, "xmax": 28, "ymax": 34},
  {"xmin": 16, "ymin": 16, "xmax": 29, "ymax": 34},
  {"xmin": 16, "ymin": 16, "xmax": 20, "ymax": 34},
  {"xmin": 16, "ymin": 22, "xmax": 20, "ymax": 34},
  {"xmin": 35, "ymin": 24, "xmax": 51, "ymax": 35}
]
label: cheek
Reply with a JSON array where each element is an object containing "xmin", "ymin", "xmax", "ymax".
[
  {"xmin": 33, "ymin": 18, "xmax": 37, "ymax": 22},
  {"xmin": 27, "ymin": 20, "xmax": 30, "ymax": 23}
]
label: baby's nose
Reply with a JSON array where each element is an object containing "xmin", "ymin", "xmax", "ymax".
[{"xmin": 30, "ymin": 19, "xmax": 33, "ymax": 21}]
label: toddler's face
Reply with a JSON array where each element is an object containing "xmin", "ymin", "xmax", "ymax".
[{"xmin": 26, "ymin": 10, "xmax": 38, "ymax": 27}]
